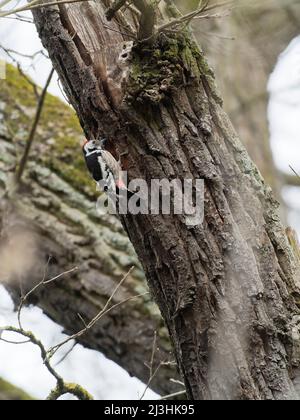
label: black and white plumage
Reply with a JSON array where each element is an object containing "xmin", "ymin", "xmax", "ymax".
[{"xmin": 82, "ymin": 139, "xmax": 127, "ymax": 198}]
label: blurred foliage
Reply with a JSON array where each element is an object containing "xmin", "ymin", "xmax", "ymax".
[
  {"xmin": 0, "ymin": 378, "xmax": 34, "ymax": 400},
  {"xmin": 0, "ymin": 64, "xmax": 96, "ymax": 198}
]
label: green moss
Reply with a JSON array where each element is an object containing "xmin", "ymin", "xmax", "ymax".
[
  {"xmin": 47, "ymin": 382, "xmax": 93, "ymax": 400},
  {"xmin": 0, "ymin": 63, "xmax": 95, "ymax": 197},
  {"xmin": 1, "ymin": 65, "xmax": 37, "ymax": 108},
  {"xmin": 127, "ymin": 32, "xmax": 220, "ymax": 106},
  {"xmin": 127, "ymin": 34, "xmax": 185, "ymax": 105},
  {"xmin": 0, "ymin": 378, "xmax": 34, "ymax": 400}
]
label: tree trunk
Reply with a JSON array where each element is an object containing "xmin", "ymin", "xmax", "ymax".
[
  {"xmin": 30, "ymin": 1, "xmax": 300, "ymax": 400},
  {"xmin": 0, "ymin": 65, "xmax": 178, "ymax": 396}
]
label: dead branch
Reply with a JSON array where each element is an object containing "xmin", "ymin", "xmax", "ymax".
[
  {"xmin": 289, "ymin": 165, "xmax": 300, "ymax": 181},
  {"xmin": 160, "ymin": 390, "xmax": 186, "ymax": 400}
]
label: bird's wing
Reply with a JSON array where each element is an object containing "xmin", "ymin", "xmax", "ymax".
[{"xmin": 101, "ymin": 150, "xmax": 122, "ymax": 182}]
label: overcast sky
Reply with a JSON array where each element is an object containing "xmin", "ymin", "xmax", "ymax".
[{"xmin": 0, "ymin": 11, "xmax": 299, "ymax": 400}]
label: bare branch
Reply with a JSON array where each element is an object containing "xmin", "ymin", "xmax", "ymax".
[
  {"xmin": 46, "ymin": 267, "xmax": 149, "ymax": 358},
  {"xmin": 0, "ymin": 337, "xmax": 31, "ymax": 345},
  {"xmin": 140, "ymin": 333, "xmax": 176, "ymax": 400},
  {"xmin": 15, "ymin": 67, "xmax": 54, "ymax": 184},
  {"xmin": 54, "ymin": 342, "xmax": 77, "ymax": 366},
  {"xmin": 160, "ymin": 389, "xmax": 186, "ymax": 400},
  {"xmin": 105, "ymin": 0, "xmax": 127, "ymax": 21},
  {"xmin": 157, "ymin": 0, "xmax": 234, "ymax": 33},
  {"xmin": 0, "ymin": 326, "xmax": 93, "ymax": 400},
  {"xmin": 0, "ymin": 264, "xmax": 93, "ymax": 400},
  {"xmin": 17, "ymin": 259, "xmax": 78, "ymax": 330},
  {"xmin": 0, "ymin": 45, "xmax": 44, "ymax": 98},
  {"xmin": 47, "ymin": 291, "xmax": 149, "ymax": 357},
  {"xmin": 289, "ymin": 165, "xmax": 300, "ymax": 180},
  {"xmin": 106, "ymin": 0, "xmax": 156, "ymax": 40},
  {"xmin": 1, "ymin": 326, "xmax": 65, "ymax": 384}
]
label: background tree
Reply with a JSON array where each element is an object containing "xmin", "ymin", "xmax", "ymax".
[
  {"xmin": 185, "ymin": 0, "xmax": 300, "ymax": 194},
  {"xmin": 0, "ymin": 378, "xmax": 34, "ymax": 400}
]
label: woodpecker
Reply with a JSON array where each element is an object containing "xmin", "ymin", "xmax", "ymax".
[{"xmin": 82, "ymin": 138, "xmax": 129, "ymax": 199}]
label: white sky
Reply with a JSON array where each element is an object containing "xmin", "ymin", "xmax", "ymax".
[
  {"xmin": 0, "ymin": 11, "xmax": 61, "ymax": 97},
  {"xmin": 0, "ymin": 12, "xmax": 299, "ymax": 401},
  {"xmin": 268, "ymin": 36, "xmax": 300, "ymax": 174}
]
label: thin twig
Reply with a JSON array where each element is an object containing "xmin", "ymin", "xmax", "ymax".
[
  {"xmin": 0, "ymin": 45, "xmax": 42, "ymax": 98},
  {"xmin": 290, "ymin": 165, "xmax": 300, "ymax": 179},
  {"xmin": 54, "ymin": 342, "xmax": 77, "ymax": 366},
  {"xmin": 0, "ymin": 262, "xmax": 92, "ymax": 400},
  {"xmin": 2, "ymin": 326, "xmax": 64, "ymax": 384},
  {"xmin": 43, "ymin": 266, "xmax": 78, "ymax": 284},
  {"xmin": 149, "ymin": 331, "xmax": 157, "ymax": 379},
  {"xmin": 157, "ymin": 0, "xmax": 233, "ymax": 32},
  {"xmin": 160, "ymin": 390, "xmax": 186, "ymax": 400},
  {"xmin": 102, "ymin": 23, "xmax": 136, "ymax": 39},
  {"xmin": 0, "ymin": 0, "xmax": 89, "ymax": 17},
  {"xmin": 15, "ymin": 67, "xmax": 54, "ymax": 184},
  {"xmin": 0, "ymin": 337, "xmax": 31, "ymax": 345},
  {"xmin": 17, "ymin": 256, "xmax": 52, "ymax": 330},
  {"xmin": 170, "ymin": 378, "xmax": 185, "ymax": 386},
  {"xmin": 140, "ymin": 331, "xmax": 166, "ymax": 400},
  {"xmin": 0, "ymin": 326, "xmax": 93, "ymax": 400},
  {"xmin": 47, "ymin": 291, "xmax": 149, "ymax": 358},
  {"xmin": 17, "ymin": 261, "xmax": 78, "ymax": 330},
  {"xmin": 140, "ymin": 360, "xmax": 164, "ymax": 400},
  {"xmin": 2, "ymin": 15, "xmax": 34, "ymax": 23},
  {"xmin": 47, "ymin": 267, "xmax": 146, "ymax": 358}
]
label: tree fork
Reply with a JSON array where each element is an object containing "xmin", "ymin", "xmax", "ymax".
[{"xmin": 32, "ymin": 1, "xmax": 300, "ymax": 400}]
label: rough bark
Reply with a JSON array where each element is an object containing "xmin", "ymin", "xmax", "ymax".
[
  {"xmin": 30, "ymin": 1, "xmax": 300, "ymax": 400},
  {"xmin": 0, "ymin": 65, "xmax": 178, "ymax": 396}
]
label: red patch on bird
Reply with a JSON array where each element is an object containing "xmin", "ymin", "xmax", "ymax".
[
  {"xmin": 81, "ymin": 138, "xmax": 89, "ymax": 149},
  {"xmin": 116, "ymin": 179, "xmax": 126, "ymax": 189}
]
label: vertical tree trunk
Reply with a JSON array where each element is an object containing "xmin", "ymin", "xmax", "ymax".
[
  {"xmin": 32, "ymin": 2, "xmax": 300, "ymax": 399},
  {"xmin": 0, "ymin": 64, "xmax": 178, "ymax": 396}
]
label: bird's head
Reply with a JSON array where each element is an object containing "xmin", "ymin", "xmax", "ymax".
[{"xmin": 82, "ymin": 139, "xmax": 103, "ymax": 156}]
